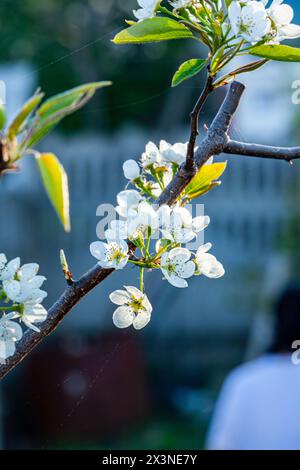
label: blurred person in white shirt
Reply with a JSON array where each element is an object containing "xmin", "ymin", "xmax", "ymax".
[{"xmin": 206, "ymin": 285, "xmax": 300, "ymax": 450}]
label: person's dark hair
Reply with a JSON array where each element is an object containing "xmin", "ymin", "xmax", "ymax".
[{"xmin": 271, "ymin": 284, "xmax": 300, "ymax": 353}]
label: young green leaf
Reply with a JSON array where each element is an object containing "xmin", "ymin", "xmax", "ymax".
[
  {"xmin": 22, "ymin": 81, "xmax": 112, "ymax": 149},
  {"xmin": 0, "ymin": 103, "xmax": 6, "ymax": 131},
  {"xmin": 112, "ymin": 17, "xmax": 194, "ymax": 44},
  {"xmin": 7, "ymin": 91, "xmax": 44, "ymax": 140},
  {"xmin": 172, "ymin": 58, "xmax": 207, "ymax": 87},
  {"xmin": 35, "ymin": 153, "xmax": 70, "ymax": 232},
  {"xmin": 37, "ymin": 82, "xmax": 111, "ymax": 119},
  {"xmin": 228, "ymin": 59, "xmax": 268, "ymax": 76},
  {"xmin": 250, "ymin": 44, "xmax": 300, "ymax": 62},
  {"xmin": 213, "ymin": 59, "xmax": 268, "ymax": 88},
  {"xmin": 185, "ymin": 161, "xmax": 227, "ymax": 198},
  {"xmin": 185, "ymin": 182, "xmax": 221, "ymax": 200}
]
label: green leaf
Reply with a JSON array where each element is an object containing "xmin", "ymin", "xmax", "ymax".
[
  {"xmin": 185, "ymin": 161, "xmax": 227, "ymax": 198},
  {"xmin": 228, "ymin": 59, "xmax": 268, "ymax": 77},
  {"xmin": 37, "ymin": 82, "xmax": 111, "ymax": 119},
  {"xmin": 7, "ymin": 92, "xmax": 44, "ymax": 139},
  {"xmin": 172, "ymin": 58, "xmax": 207, "ymax": 87},
  {"xmin": 113, "ymin": 17, "xmax": 194, "ymax": 44},
  {"xmin": 36, "ymin": 153, "xmax": 70, "ymax": 232},
  {"xmin": 23, "ymin": 81, "xmax": 112, "ymax": 148},
  {"xmin": 250, "ymin": 44, "xmax": 300, "ymax": 62},
  {"xmin": 0, "ymin": 104, "xmax": 6, "ymax": 131},
  {"xmin": 186, "ymin": 182, "xmax": 221, "ymax": 200}
]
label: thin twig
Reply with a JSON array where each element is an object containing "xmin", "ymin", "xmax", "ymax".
[{"xmin": 185, "ymin": 72, "xmax": 213, "ymax": 173}]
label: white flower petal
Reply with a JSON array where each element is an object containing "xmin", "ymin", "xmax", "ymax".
[
  {"xmin": 0, "ymin": 339, "xmax": 16, "ymax": 360},
  {"xmin": 90, "ymin": 241, "xmax": 107, "ymax": 261},
  {"xmin": 164, "ymin": 271, "xmax": 188, "ymax": 288},
  {"xmin": 196, "ymin": 243, "xmax": 212, "ymax": 255},
  {"xmin": 23, "ymin": 319, "xmax": 40, "ymax": 333},
  {"xmin": 113, "ymin": 306, "xmax": 134, "ymax": 329},
  {"xmin": 271, "ymin": 4, "xmax": 293, "ymax": 25},
  {"xmin": 279, "ymin": 23, "xmax": 300, "ymax": 38},
  {"xmin": 22, "ymin": 289, "xmax": 47, "ymax": 304},
  {"xmin": 24, "ymin": 303, "xmax": 48, "ymax": 324},
  {"xmin": 3, "ymin": 280, "xmax": 21, "ymax": 301},
  {"xmin": 192, "ymin": 215, "xmax": 210, "ymax": 232},
  {"xmin": 123, "ymin": 159, "xmax": 140, "ymax": 180},
  {"xmin": 169, "ymin": 247, "xmax": 192, "ymax": 263},
  {"xmin": 27, "ymin": 275, "xmax": 46, "ymax": 290},
  {"xmin": 109, "ymin": 289, "xmax": 131, "ymax": 305},
  {"xmin": 0, "ymin": 257, "xmax": 20, "ymax": 281},
  {"xmin": 133, "ymin": 309, "xmax": 151, "ymax": 330},
  {"xmin": 196, "ymin": 253, "xmax": 225, "ymax": 279},
  {"xmin": 0, "ymin": 319, "xmax": 23, "ymax": 341},
  {"xmin": 176, "ymin": 260, "xmax": 195, "ymax": 279},
  {"xmin": 125, "ymin": 285, "xmax": 144, "ymax": 299},
  {"xmin": 18, "ymin": 263, "xmax": 39, "ymax": 281}
]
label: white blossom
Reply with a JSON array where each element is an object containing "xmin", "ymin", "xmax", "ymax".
[
  {"xmin": 21, "ymin": 299, "xmax": 48, "ymax": 332},
  {"xmin": 267, "ymin": 0, "xmax": 300, "ymax": 41},
  {"xmin": 194, "ymin": 243, "xmax": 225, "ymax": 278},
  {"xmin": 1, "ymin": 262, "xmax": 48, "ymax": 332},
  {"xmin": 0, "ymin": 314, "xmax": 23, "ymax": 360},
  {"xmin": 140, "ymin": 141, "xmax": 162, "ymax": 169},
  {"xmin": 105, "ymin": 220, "xmax": 128, "ymax": 242},
  {"xmin": 3, "ymin": 263, "xmax": 47, "ymax": 304},
  {"xmin": 150, "ymin": 168, "xmax": 173, "ymax": 198},
  {"xmin": 133, "ymin": 0, "xmax": 160, "ymax": 21},
  {"xmin": 90, "ymin": 240, "xmax": 129, "ymax": 270},
  {"xmin": 160, "ymin": 205, "xmax": 194, "ymax": 244},
  {"xmin": 228, "ymin": 1, "xmax": 271, "ymax": 43},
  {"xmin": 169, "ymin": 0, "xmax": 193, "ymax": 10},
  {"xmin": 123, "ymin": 159, "xmax": 140, "ymax": 180},
  {"xmin": 160, "ymin": 247, "xmax": 195, "ymax": 288},
  {"xmin": 110, "ymin": 286, "xmax": 152, "ymax": 330},
  {"xmin": 0, "ymin": 256, "xmax": 20, "ymax": 282},
  {"xmin": 160, "ymin": 140, "xmax": 188, "ymax": 166},
  {"xmin": 115, "ymin": 190, "xmax": 145, "ymax": 218},
  {"xmin": 127, "ymin": 201, "xmax": 160, "ymax": 240},
  {"xmin": 160, "ymin": 205, "xmax": 210, "ymax": 244}
]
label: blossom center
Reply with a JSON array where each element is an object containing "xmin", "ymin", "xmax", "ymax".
[
  {"xmin": 129, "ymin": 297, "xmax": 144, "ymax": 313},
  {"xmin": 107, "ymin": 246, "xmax": 126, "ymax": 265}
]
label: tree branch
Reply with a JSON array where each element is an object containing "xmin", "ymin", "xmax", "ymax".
[
  {"xmin": 224, "ymin": 140, "xmax": 300, "ymax": 163},
  {"xmin": 0, "ymin": 81, "xmax": 246, "ymax": 380},
  {"xmin": 185, "ymin": 73, "xmax": 213, "ymax": 173}
]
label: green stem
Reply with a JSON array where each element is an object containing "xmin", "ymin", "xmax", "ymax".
[
  {"xmin": 145, "ymin": 228, "xmax": 152, "ymax": 257},
  {"xmin": 0, "ymin": 305, "xmax": 20, "ymax": 312},
  {"xmin": 129, "ymin": 259, "xmax": 148, "ymax": 267},
  {"xmin": 151, "ymin": 243, "xmax": 173, "ymax": 263},
  {"xmin": 140, "ymin": 267, "xmax": 145, "ymax": 293},
  {"xmin": 151, "ymin": 168, "xmax": 164, "ymax": 191},
  {"xmin": 0, "ymin": 291, "xmax": 6, "ymax": 301}
]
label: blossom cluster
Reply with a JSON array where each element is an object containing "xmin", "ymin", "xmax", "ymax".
[
  {"xmin": 228, "ymin": 0, "xmax": 300, "ymax": 44},
  {"xmin": 133, "ymin": 0, "xmax": 300, "ymax": 45},
  {"xmin": 90, "ymin": 140, "xmax": 224, "ymax": 331},
  {"xmin": 0, "ymin": 254, "xmax": 47, "ymax": 361}
]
